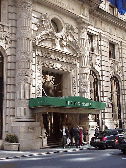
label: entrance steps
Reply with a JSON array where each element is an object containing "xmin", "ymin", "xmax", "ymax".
[{"xmin": 47, "ymin": 136, "xmax": 62, "ymax": 148}]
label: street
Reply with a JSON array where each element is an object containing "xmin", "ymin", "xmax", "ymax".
[{"xmin": 0, "ymin": 148, "xmax": 125, "ymax": 168}]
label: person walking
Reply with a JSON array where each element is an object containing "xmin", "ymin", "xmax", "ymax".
[
  {"xmin": 70, "ymin": 127, "xmax": 74, "ymax": 146},
  {"xmin": 79, "ymin": 127, "xmax": 83, "ymax": 147},
  {"xmin": 74, "ymin": 126, "xmax": 80, "ymax": 148},
  {"xmin": 95, "ymin": 126, "xmax": 99, "ymax": 137},
  {"xmin": 61, "ymin": 125, "xmax": 68, "ymax": 149}
]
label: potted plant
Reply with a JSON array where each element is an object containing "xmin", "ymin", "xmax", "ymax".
[{"xmin": 3, "ymin": 133, "xmax": 20, "ymax": 151}]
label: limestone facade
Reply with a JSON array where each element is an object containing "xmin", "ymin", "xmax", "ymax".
[{"xmin": 0, "ymin": 0, "xmax": 126, "ymax": 150}]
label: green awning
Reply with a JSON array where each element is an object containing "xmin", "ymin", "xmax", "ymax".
[{"xmin": 29, "ymin": 96, "xmax": 106, "ymax": 110}]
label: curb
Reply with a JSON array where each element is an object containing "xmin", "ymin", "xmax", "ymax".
[{"xmin": 0, "ymin": 146, "xmax": 90, "ymax": 161}]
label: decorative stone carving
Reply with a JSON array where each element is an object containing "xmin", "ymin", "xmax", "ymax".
[
  {"xmin": 37, "ymin": 55, "xmax": 74, "ymax": 72},
  {"xmin": 60, "ymin": 23, "xmax": 79, "ymax": 52},
  {"xmin": 16, "ymin": 69, "xmax": 32, "ymax": 84},
  {"xmin": 0, "ymin": 31, "xmax": 11, "ymax": 44},
  {"xmin": 16, "ymin": 0, "xmax": 33, "ymax": 13},
  {"xmin": 72, "ymin": 69, "xmax": 77, "ymax": 96},
  {"xmin": 35, "ymin": 13, "xmax": 79, "ymax": 54},
  {"xmin": 89, "ymin": 52, "xmax": 100, "ymax": 69},
  {"xmin": 0, "ymin": 24, "xmax": 11, "ymax": 50},
  {"xmin": 37, "ymin": 13, "xmax": 54, "ymax": 34},
  {"xmin": 110, "ymin": 59, "xmax": 122, "ymax": 76},
  {"xmin": 36, "ymin": 61, "xmax": 42, "ymax": 97},
  {"xmin": 77, "ymin": 20, "xmax": 90, "ymax": 68},
  {"xmin": 77, "ymin": 19, "xmax": 90, "ymax": 98},
  {"xmin": 15, "ymin": 0, "xmax": 33, "ymax": 119},
  {"xmin": 37, "ymin": 47, "xmax": 77, "ymax": 65},
  {"xmin": 36, "ymin": 13, "xmax": 56, "ymax": 47}
]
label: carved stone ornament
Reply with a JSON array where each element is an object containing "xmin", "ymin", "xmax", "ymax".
[
  {"xmin": 37, "ymin": 13, "xmax": 53, "ymax": 33},
  {"xmin": 60, "ymin": 23, "xmax": 79, "ymax": 52},
  {"xmin": 16, "ymin": 69, "xmax": 32, "ymax": 84},
  {"xmin": 37, "ymin": 55, "xmax": 74, "ymax": 73},
  {"xmin": 36, "ymin": 60, "xmax": 42, "ymax": 97},
  {"xmin": 72, "ymin": 69, "xmax": 77, "ymax": 96},
  {"xmin": 0, "ymin": 31, "xmax": 11, "ymax": 45},
  {"xmin": 35, "ymin": 13, "xmax": 79, "ymax": 54},
  {"xmin": 37, "ymin": 47, "xmax": 77, "ymax": 65},
  {"xmin": 16, "ymin": 0, "xmax": 33, "ymax": 13},
  {"xmin": 110, "ymin": 59, "xmax": 122, "ymax": 75}
]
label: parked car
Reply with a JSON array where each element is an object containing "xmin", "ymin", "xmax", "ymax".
[
  {"xmin": 90, "ymin": 129, "xmax": 124, "ymax": 150},
  {"xmin": 115, "ymin": 132, "xmax": 126, "ymax": 154}
]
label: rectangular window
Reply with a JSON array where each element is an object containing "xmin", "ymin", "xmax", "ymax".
[
  {"xmin": 109, "ymin": 43, "xmax": 115, "ymax": 59},
  {"xmin": 88, "ymin": 34, "xmax": 94, "ymax": 52}
]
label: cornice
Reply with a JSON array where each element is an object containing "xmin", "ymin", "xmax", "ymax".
[
  {"xmin": 33, "ymin": 0, "xmax": 92, "ymax": 20},
  {"xmin": 33, "ymin": 0, "xmax": 80, "ymax": 19},
  {"xmin": 79, "ymin": 0, "xmax": 102, "ymax": 7},
  {"xmin": 91, "ymin": 7, "xmax": 126, "ymax": 31},
  {"xmin": 36, "ymin": 44, "xmax": 78, "ymax": 58}
]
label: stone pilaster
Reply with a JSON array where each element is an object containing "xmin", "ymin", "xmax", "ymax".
[
  {"xmin": 36, "ymin": 59, "xmax": 42, "ymax": 97},
  {"xmin": 15, "ymin": 0, "xmax": 33, "ymax": 120},
  {"xmin": 78, "ymin": 18, "xmax": 90, "ymax": 98}
]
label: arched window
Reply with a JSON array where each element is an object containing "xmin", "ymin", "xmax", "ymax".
[
  {"xmin": 110, "ymin": 76, "xmax": 121, "ymax": 120},
  {"xmin": 90, "ymin": 70, "xmax": 99, "ymax": 126},
  {"xmin": 90, "ymin": 70, "xmax": 99, "ymax": 101},
  {"xmin": 0, "ymin": 52, "xmax": 3, "ymax": 139}
]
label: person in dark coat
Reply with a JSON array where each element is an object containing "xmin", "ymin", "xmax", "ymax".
[
  {"xmin": 84, "ymin": 130, "xmax": 88, "ymax": 142},
  {"xmin": 70, "ymin": 127, "xmax": 74, "ymax": 146},
  {"xmin": 95, "ymin": 126, "xmax": 99, "ymax": 137},
  {"xmin": 61, "ymin": 125, "xmax": 68, "ymax": 149},
  {"xmin": 74, "ymin": 126, "xmax": 80, "ymax": 148}
]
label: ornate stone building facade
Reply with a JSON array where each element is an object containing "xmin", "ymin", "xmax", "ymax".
[{"xmin": 0, "ymin": 0, "xmax": 126, "ymax": 150}]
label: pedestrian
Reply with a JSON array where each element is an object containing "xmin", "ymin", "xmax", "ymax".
[
  {"xmin": 86, "ymin": 130, "xmax": 88, "ymax": 135},
  {"xmin": 61, "ymin": 125, "xmax": 68, "ymax": 149},
  {"xmin": 70, "ymin": 127, "xmax": 74, "ymax": 146},
  {"xmin": 74, "ymin": 126, "xmax": 80, "ymax": 148},
  {"xmin": 79, "ymin": 127, "xmax": 83, "ymax": 147},
  {"xmin": 95, "ymin": 126, "xmax": 99, "ymax": 137}
]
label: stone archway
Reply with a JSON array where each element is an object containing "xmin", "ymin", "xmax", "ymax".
[{"xmin": 0, "ymin": 46, "xmax": 7, "ymax": 140}]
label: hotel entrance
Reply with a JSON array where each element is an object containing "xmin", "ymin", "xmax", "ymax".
[{"xmin": 43, "ymin": 112, "xmax": 66, "ymax": 140}]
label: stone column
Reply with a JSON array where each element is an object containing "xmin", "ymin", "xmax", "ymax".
[
  {"xmin": 15, "ymin": 0, "xmax": 33, "ymax": 120},
  {"xmin": 78, "ymin": 19, "xmax": 90, "ymax": 99},
  {"xmin": 12, "ymin": 1, "xmax": 42, "ymax": 150}
]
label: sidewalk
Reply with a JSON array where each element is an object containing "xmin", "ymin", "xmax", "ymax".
[{"xmin": 0, "ymin": 144, "xmax": 94, "ymax": 160}]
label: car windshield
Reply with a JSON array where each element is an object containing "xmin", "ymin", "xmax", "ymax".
[
  {"xmin": 104, "ymin": 129, "xmax": 125, "ymax": 135},
  {"xmin": 95, "ymin": 129, "xmax": 125, "ymax": 137}
]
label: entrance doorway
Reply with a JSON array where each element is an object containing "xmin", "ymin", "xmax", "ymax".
[
  {"xmin": 0, "ymin": 52, "xmax": 3, "ymax": 139},
  {"xmin": 43, "ymin": 112, "xmax": 65, "ymax": 140}
]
